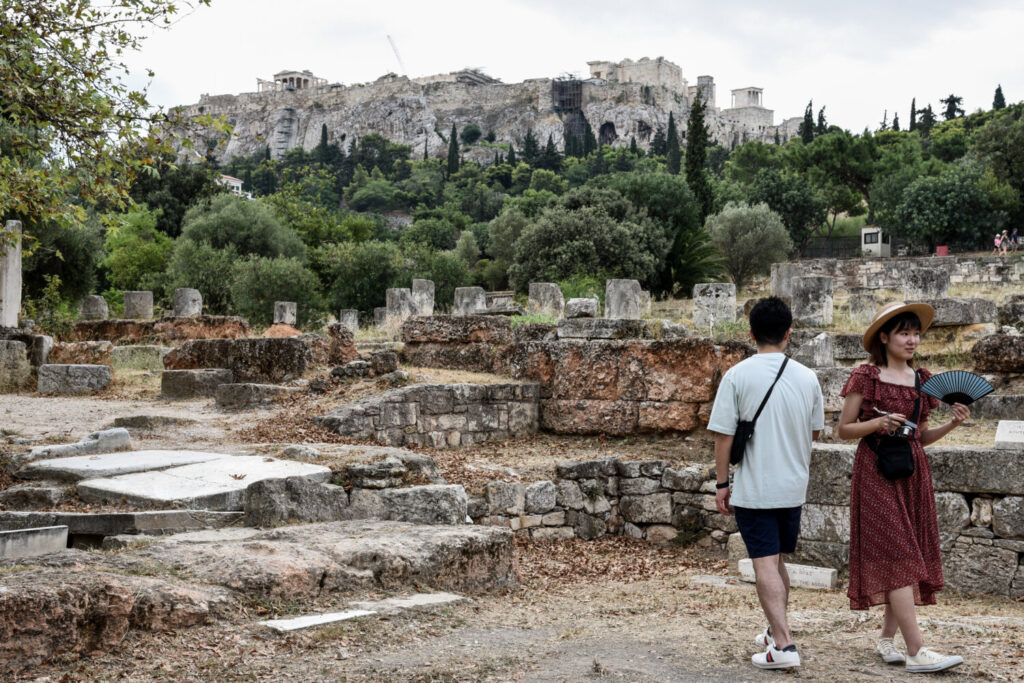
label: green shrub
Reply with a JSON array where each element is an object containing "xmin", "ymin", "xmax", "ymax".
[
  {"xmin": 460, "ymin": 123, "xmax": 483, "ymax": 145},
  {"xmin": 164, "ymin": 240, "xmax": 239, "ymax": 314},
  {"xmin": 180, "ymin": 193, "xmax": 304, "ymax": 259},
  {"xmin": 101, "ymin": 206, "xmax": 174, "ymax": 291},
  {"xmin": 229, "ymin": 256, "xmax": 324, "ymax": 327},
  {"xmin": 322, "ymin": 240, "xmax": 404, "ymax": 313},
  {"xmin": 706, "ymin": 202, "xmax": 792, "ymax": 292}
]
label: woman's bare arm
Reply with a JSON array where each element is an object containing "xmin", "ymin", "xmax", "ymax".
[{"xmin": 836, "ymin": 392, "xmax": 905, "ymax": 441}]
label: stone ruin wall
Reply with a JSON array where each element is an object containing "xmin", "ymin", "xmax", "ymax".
[{"xmin": 179, "ymin": 74, "xmax": 781, "ymax": 165}]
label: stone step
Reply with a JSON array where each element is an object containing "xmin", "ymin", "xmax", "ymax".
[
  {"xmin": 0, "ymin": 510, "xmax": 242, "ymax": 538},
  {"xmin": 76, "ymin": 456, "xmax": 332, "ymax": 511},
  {"xmin": 738, "ymin": 558, "xmax": 837, "ymax": 590},
  {"xmin": 17, "ymin": 449, "xmax": 231, "ymax": 482},
  {"xmin": 0, "ymin": 526, "xmax": 68, "ymax": 560}
]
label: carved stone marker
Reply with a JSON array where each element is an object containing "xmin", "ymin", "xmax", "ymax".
[
  {"xmin": 791, "ymin": 276, "xmax": 834, "ymax": 327},
  {"xmin": 453, "ymin": 287, "xmax": 487, "ymax": 316},
  {"xmin": 339, "ymin": 309, "xmax": 359, "ymax": 335},
  {"xmin": 0, "ymin": 220, "xmax": 22, "ymax": 328},
  {"xmin": 738, "ymin": 558, "xmax": 837, "ymax": 590},
  {"xmin": 528, "ymin": 283, "xmax": 564, "ymax": 317},
  {"xmin": 692, "ymin": 283, "xmax": 736, "ymax": 329},
  {"xmin": 173, "ymin": 288, "xmax": 202, "ymax": 317},
  {"xmin": 123, "ymin": 291, "xmax": 153, "ymax": 320},
  {"xmin": 274, "ymin": 301, "xmax": 297, "ymax": 326},
  {"xmin": 605, "ymin": 279, "xmax": 643, "ymax": 320},
  {"xmin": 385, "ymin": 288, "xmax": 415, "ymax": 324},
  {"xmin": 374, "ymin": 307, "xmax": 387, "ymax": 327},
  {"xmin": 995, "ymin": 421, "xmax": 1024, "ymax": 452},
  {"xmin": 79, "ymin": 295, "xmax": 109, "ymax": 321},
  {"xmin": 412, "ymin": 279, "xmax": 435, "ymax": 316}
]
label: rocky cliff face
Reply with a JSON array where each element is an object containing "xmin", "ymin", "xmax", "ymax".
[{"xmin": 176, "ymin": 73, "xmax": 777, "ymax": 164}]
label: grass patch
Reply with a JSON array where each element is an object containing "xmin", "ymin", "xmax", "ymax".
[{"xmin": 509, "ymin": 314, "xmax": 556, "ymax": 327}]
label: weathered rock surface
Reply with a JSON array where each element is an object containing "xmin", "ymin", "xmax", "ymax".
[
  {"xmin": 326, "ymin": 322, "xmax": 360, "ymax": 364},
  {"xmin": 992, "ymin": 495, "xmax": 1024, "ymax": 539},
  {"xmin": 556, "ymin": 318, "xmax": 644, "ymax": 339},
  {"xmin": 605, "ymin": 279, "xmax": 643, "ymax": 320},
  {"xmin": 791, "ymin": 276, "xmax": 834, "ymax": 327},
  {"xmin": 48, "ymin": 340, "xmax": 113, "ymax": 366},
  {"xmin": 69, "ymin": 316, "xmax": 250, "ymax": 343},
  {"xmin": 401, "ymin": 315, "xmax": 511, "ymax": 344},
  {"xmin": 215, "ymin": 383, "xmax": 300, "ymax": 409},
  {"xmin": 692, "ymin": 283, "xmax": 736, "ymax": 329},
  {"xmin": 527, "ymin": 283, "xmax": 564, "ymax": 317},
  {"xmin": 943, "ymin": 541, "xmax": 1017, "ymax": 596},
  {"xmin": 163, "ymin": 338, "xmax": 311, "ymax": 383},
  {"xmin": 929, "ymin": 447, "xmax": 1024, "ymax": 495},
  {"xmin": 452, "ymin": 287, "xmax": 487, "ymax": 315},
  {"xmin": 79, "ymin": 294, "xmax": 109, "ymax": 320},
  {"xmin": 17, "ymin": 428, "xmax": 132, "ymax": 467},
  {"xmin": 173, "ymin": 288, "xmax": 202, "ymax": 317},
  {"xmin": 110, "ymin": 345, "xmax": 170, "ymax": 370},
  {"xmin": 0, "ymin": 482, "xmax": 64, "ymax": 509},
  {"xmin": 0, "ymin": 339, "xmax": 30, "ymax": 389},
  {"xmin": 923, "ymin": 297, "xmax": 999, "ymax": 326},
  {"xmin": 122, "ymin": 291, "xmax": 153, "ymax": 319},
  {"xmin": 161, "ymin": 368, "xmax": 233, "ymax": 399},
  {"xmin": 972, "ymin": 333, "xmax": 1024, "ymax": 373},
  {"xmin": 37, "ymin": 364, "xmax": 111, "ymax": 394},
  {"xmin": 244, "ymin": 476, "xmax": 349, "ymax": 526},
  {"xmin": 564, "ymin": 297, "xmax": 599, "ymax": 319}
]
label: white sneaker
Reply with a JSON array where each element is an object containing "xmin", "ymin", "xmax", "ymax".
[
  {"xmin": 752, "ymin": 644, "xmax": 800, "ymax": 670},
  {"xmin": 754, "ymin": 625, "xmax": 774, "ymax": 648},
  {"xmin": 877, "ymin": 638, "xmax": 906, "ymax": 664},
  {"xmin": 905, "ymin": 647, "xmax": 964, "ymax": 673}
]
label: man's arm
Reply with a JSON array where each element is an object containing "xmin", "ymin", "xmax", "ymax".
[{"xmin": 713, "ymin": 432, "xmax": 733, "ymax": 516}]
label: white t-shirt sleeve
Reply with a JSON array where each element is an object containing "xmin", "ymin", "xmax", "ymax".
[
  {"xmin": 707, "ymin": 371, "xmax": 738, "ymax": 435},
  {"xmin": 811, "ymin": 377, "xmax": 825, "ymax": 431}
]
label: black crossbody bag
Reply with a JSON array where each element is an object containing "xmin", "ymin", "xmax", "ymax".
[
  {"xmin": 729, "ymin": 356, "xmax": 789, "ymax": 466},
  {"xmin": 866, "ymin": 371, "xmax": 921, "ymax": 481}
]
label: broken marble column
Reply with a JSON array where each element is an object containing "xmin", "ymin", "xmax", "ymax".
[
  {"xmin": 373, "ymin": 307, "xmax": 387, "ymax": 327},
  {"xmin": 173, "ymin": 288, "xmax": 202, "ymax": 317},
  {"xmin": 339, "ymin": 309, "xmax": 359, "ymax": 335},
  {"xmin": 903, "ymin": 266, "xmax": 949, "ymax": 300},
  {"xmin": 453, "ymin": 287, "xmax": 487, "ymax": 316},
  {"xmin": 385, "ymin": 288, "xmax": 415, "ymax": 324},
  {"xmin": 528, "ymin": 283, "xmax": 565, "ymax": 317},
  {"xmin": 411, "ymin": 279, "xmax": 435, "ymax": 316},
  {"xmin": 79, "ymin": 295, "xmax": 109, "ymax": 321},
  {"xmin": 123, "ymin": 291, "xmax": 153, "ymax": 320},
  {"xmin": 605, "ymin": 279, "xmax": 643, "ymax": 320},
  {"xmin": 0, "ymin": 220, "xmax": 21, "ymax": 328},
  {"xmin": 274, "ymin": 301, "xmax": 297, "ymax": 326},
  {"xmin": 791, "ymin": 276, "xmax": 834, "ymax": 327},
  {"xmin": 692, "ymin": 283, "xmax": 736, "ymax": 330},
  {"xmin": 565, "ymin": 297, "xmax": 599, "ymax": 318}
]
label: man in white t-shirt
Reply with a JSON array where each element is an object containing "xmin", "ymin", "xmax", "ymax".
[{"xmin": 707, "ymin": 296, "xmax": 824, "ymax": 671}]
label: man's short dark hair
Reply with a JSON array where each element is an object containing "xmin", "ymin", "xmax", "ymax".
[{"xmin": 749, "ymin": 296, "xmax": 792, "ymax": 345}]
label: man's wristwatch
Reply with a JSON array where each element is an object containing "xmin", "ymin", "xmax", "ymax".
[{"xmin": 716, "ymin": 481, "xmax": 729, "ymax": 490}]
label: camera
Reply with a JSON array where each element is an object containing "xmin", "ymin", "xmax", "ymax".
[{"xmin": 889, "ymin": 423, "xmax": 914, "ymax": 439}]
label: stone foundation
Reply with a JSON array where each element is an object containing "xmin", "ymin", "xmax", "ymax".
[
  {"xmin": 163, "ymin": 338, "xmax": 311, "ymax": 383},
  {"xmin": 69, "ymin": 316, "xmax": 250, "ymax": 344}
]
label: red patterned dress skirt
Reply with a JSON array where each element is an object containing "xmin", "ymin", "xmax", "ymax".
[{"xmin": 841, "ymin": 364, "xmax": 943, "ymax": 610}]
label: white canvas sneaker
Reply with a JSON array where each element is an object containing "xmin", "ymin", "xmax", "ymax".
[
  {"xmin": 752, "ymin": 643, "xmax": 800, "ymax": 670},
  {"xmin": 905, "ymin": 647, "xmax": 963, "ymax": 673},
  {"xmin": 877, "ymin": 637, "xmax": 906, "ymax": 664},
  {"xmin": 754, "ymin": 625, "xmax": 774, "ymax": 648}
]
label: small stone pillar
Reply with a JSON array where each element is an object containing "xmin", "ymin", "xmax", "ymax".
[
  {"xmin": 385, "ymin": 288, "xmax": 415, "ymax": 324},
  {"xmin": 528, "ymin": 282, "xmax": 565, "ymax": 317},
  {"xmin": 274, "ymin": 301, "xmax": 297, "ymax": 326},
  {"xmin": 339, "ymin": 309, "xmax": 359, "ymax": 335},
  {"xmin": 373, "ymin": 307, "xmax": 387, "ymax": 327},
  {"xmin": 0, "ymin": 220, "xmax": 23, "ymax": 328},
  {"xmin": 123, "ymin": 291, "xmax": 153, "ymax": 320},
  {"xmin": 604, "ymin": 279, "xmax": 643, "ymax": 320},
  {"xmin": 692, "ymin": 283, "xmax": 737, "ymax": 330},
  {"xmin": 79, "ymin": 295, "xmax": 109, "ymax": 320},
  {"xmin": 411, "ymin": 279, "xmax": 435, "ymax": 316},
  {"xmin": 453, "ymin": 287, "xmax": 487, "ymax": 316},
  {"xmin": 903, "ymin": 267, "xmax": 949, "ymax": 300},
  {"xmin": 565, "ymin": 297, "xmax": 599, "ymax": 318},
  {"xmin": 173, "ymin": 288, "xmax": 202, "ymax": 317},
  {"xmin": 791, "ymin": 276, "xmax": 834, "ymax": 327}
]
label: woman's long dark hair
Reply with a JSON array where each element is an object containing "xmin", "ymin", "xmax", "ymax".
[{"xmin": 869, "ymin": 312, "xmax": 922, "ymax": 367}]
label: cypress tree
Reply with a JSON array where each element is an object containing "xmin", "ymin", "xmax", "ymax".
[
  {"xmin": 684, "ymin": 97, "xmax": 713, "ymax": 221},
  {"xmin": 522, "ymin": 129, "xmax": 539, "ymax": 164},
  {"xmin": 538, "ymin": 134, "xmax": 562, "ymax": 171},
  {"xmin": 423, "ymin": 138, "xmax": 428, "ymax": 160},
  {"xmin": 940, "ymin": 94, "xmax": 964, "ymax": 120},
  {"xmin": 909, "ymin": 98, "xmax": 917, "ymax": 132},
  {"xmin": 629, "ymin": 136, "xmax": 639, "ymax": 156},
  {"xmin": 892, "ymin": 112, "xmax": 900, "ymax": 131},
  {"xmin": 799, "ymin": 100, "xmax": 815, "ymax": 143},
  {"xmin": 815, "ymin": 106, "xmax": 827, "ymax": 135},
  {"xmin": 878, "ymin": 110, "xmax": 888, "ymax": 131},
  {"xmin": 583, "ymin": 122, "xmax": 597, "ymax": 156},
  {"xmin": 666, "ymin": 111, "xmax": 681, "ymax": 174},
  {"xmin": 919, "ymin": 104, "xmax": 937, "ymax": 135},
  {"xmin": 446, "ymin": 123, "xmax": 459, "ymax": 176},
  {"xmin": 650, "ymin": 127, "xmax": 667, "ymax": 156},
  {"xmin": 507, "ymin": 144, "xmax": 517, "ymax": 165},
  {"xmin": 494, "ymin": 150, "xmax": 499, "ymax": 165},
  {"xmin": 994, "ymin": 84, "xmax": 1006, "ymax": 110}
]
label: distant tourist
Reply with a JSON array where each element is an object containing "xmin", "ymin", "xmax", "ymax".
[
  {"xmin": 1000, "ymin": 230, "xmax": 1010, "ymax": 255},
  {"xmin": 1011, "ymin": 227, "xmax": 1020, "ymax": 252},
  {"xmin": 991, "ymin": 232, "xmax": 1002, "ymax": 255},
  {"xmin": 837, "ymin": 302, "xmax": 970, "ymax": 673},
  {"xmin": 708, "ymin": 296, "xmax": 824, "ymax": 671}
]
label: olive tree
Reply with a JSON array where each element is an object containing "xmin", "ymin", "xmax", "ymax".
[{"xmin": 705, "ymin": 202, "xmax": 792, "ymax": 292}]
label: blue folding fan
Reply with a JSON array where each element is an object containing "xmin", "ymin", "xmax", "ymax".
[{"xmin": 920, "ymin": 370, "xmax": 995, "ymax": 406}]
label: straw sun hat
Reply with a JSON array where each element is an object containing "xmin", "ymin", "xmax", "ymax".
[{"xmin": 861, "ymin": 301, "xmax": 936, "ymax": 352}]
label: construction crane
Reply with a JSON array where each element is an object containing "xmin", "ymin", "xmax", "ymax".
[{"xmin": 387, "ymin": 35, "xmax": 407, "ymax": 76}]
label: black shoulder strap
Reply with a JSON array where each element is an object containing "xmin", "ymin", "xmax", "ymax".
[
  {"xmin": 910, "ymin": 370, "xmax": 922, "ymax": 424},
  {"xmin": 751, "ymin": 356, "xmax": 789, "ymax": 424}
]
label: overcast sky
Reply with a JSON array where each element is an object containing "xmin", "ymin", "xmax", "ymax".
[{"xmin": 127, "ymin": 0, "xmax": 1024, "ymax": 132}]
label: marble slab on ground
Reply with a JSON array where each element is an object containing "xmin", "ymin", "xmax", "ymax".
[
  {"xmin": 17, "ymin": 450, "xmax": 231, "ymax": 482},
  {"xmin": 994, "ymin": 420, "xmax": 1024, "ymax": 451},
  {"xmin": 260, "ymin": 592, "xmax": 465, "ymax": 632},
  {"xmin": 0, "ymin": 526, "xmax": 68, "ymax": 560},
  {"xmin": 738, "ymin": 558, "xmax": 837, "ymax": 590},
  {"xmin": 260, "ymin": 609, "xmax": 377, "ymax": 633},
  {"xmin": 76, "ymin": 456, "xmax": 332, "ymax": 511}
]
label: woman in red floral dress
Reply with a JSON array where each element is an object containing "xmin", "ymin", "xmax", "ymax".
[{"xmin": 837, "ymin": 302, "xmax": 970, "ymax": 674}]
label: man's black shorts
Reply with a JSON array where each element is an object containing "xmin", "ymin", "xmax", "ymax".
[{"xmin": 734, "ymin": 506, "xmax": 802, "ymax": 559}]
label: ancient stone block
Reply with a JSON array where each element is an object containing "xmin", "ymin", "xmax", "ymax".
[
  {"xmin": 556, "ymin": 318, "xmax": 643, "ymax": 339},
  {"xmin": 833, "ymin": 334, "xmax": 869, "ymax": 362},
  {"xmin": 846, "ymin": 289, "xmax": 877, "ymax": 326},
  {"xmin": 556, "ymin": 480, "xmax": 584, "ymax": 510},
  {"xmin": 605, "ymin": 279, "xmax": 643, "ymax": 320},
  {"xmin": 564, "ymin": 297, "xmax": 598, "ymax": 319},
  {"xmin": 692, "ymin": 283, "xmax": 736, "ymax": 329},
  {"xmin": 541, "ymin": 399, "xmax": 638, "ymax": 435},
  {"xmin": 806, "ymin": 445, "xmax": 854, "ymax": 505},
  {"xmin": 800, "ymin": 503, "xmax": 850, "ymax": 543},
  {"xmin": 934, "ymin": 492, "xmax": 970, "ymax": 548},
  {"xmin": 992, "ymin": 496, "xmax": 1024, "ymax": 538},
  {"xmin": 411, "ymin": 279, "xmax": 435, "ymax": 316},
  {"xmin": 122, "ymin": 291, "xmax": 153, "ymax": 320},
  {"xmin": 375, "ymin": 484, "xmax": 467, "ymax": 525},
  {"xmin": 110, "ymin": 345, "xmax": 169, "ymax": 370},
  {"xmin": 0, "ymin": 482, "xmax": 64, "ymax": 509},
  {"xmin": 923, "ymin": 297, "xmax": 998, "ymax": 326},
  {"xmin": 970, "ymin": 497, "xmax": 993, "ymax": 527},
  {"xmin": 524, "ymin": 481, "xmax": 557, "ymax": 514},
  {"xmin": 972, "ymin": 333, "xmax": 1024, "ymax": 373},
  {"xmin": 815, "ymin": 367, "xmax": 854, "ymax": 413},
  {"xmin": 79, "ymin": 295, "xmax": 109, "ymax": 320},
  {"xmin": 173, "ymin": 288, "xmax": 202, "ymax": 317},
  {"xmin": 49, "ymin": 341, "xmax": 113, "ymax": 366},
  {"xmin": 791, "ymin": 276, "xmax": 833, "ymax": 327},
  {"xmin": 400, "ymin": 315, "xmax": 511, "ymax": 344},
  {"xmin": 338, "ymin": 309, "xmax": 359, "ymax": 335},
  {"xmin": 903, "ymin": 267, "xmax": 949, "ymax": 300},
  {"xmin": 618, "ymin": 477, "xmax": 662, "ymax": 496},
  {"xmin": 929, "ymin": 447, "xmax": 1024, "ymax": 495},
  {"xmin": 527, "ymin": 283, "xmax": 565, "ymax": 317},
  {"xmin": 37, "ymin": 364, "xmax": 110, "ymax": 394},
  {"xmin": 637, "ymin": 401, "xmax": 700, "ymax": 432},
  {"xmin": 619, "ymin": 493, "xmax": 672, "ymax": 524},
  {"xmin": 943, "ymin": 541, "xmax": 1017, "ymax": 596},
  {"xmin": 215, "ymin": 383, "xmax": 299, "ymax": 410},
  {"xmin": 788, "ymin": 540, "xmax": 849, "ymax": 571},
  {"xmin": 661, "ymin": 465, "xmax": 707, "ymax": 492},
  {"xmin": 160, "ymin": 369, "xmax": 233, "ymax": 399},
  {"xmin": 0, "ymin": 339, "xmax": 31, "ymax": 389},
  {"xmin": 163, "ymin": 338, "xmax": 311, "ymax": 383},
  {"xmin": 326, "ymin": 322, "xmax": 360, "ymax": 364},
  {"xmin": 532, "ymin": 526, "xmax": 574, "ymax": 540},
  {"xmin": 386, "ymin": 288, "xmax": 415, "ymax": 324},
  {"xmin": 374, "ymin": 307, "xmax": 387, "ymax": 327},
  {"xmin": 244, "ymin": 476, "xmax": 348, "ymax": 526},
  {"xmin": 485, "ymin": 481, "xmax": 525, "ymax": 516},
  {"xmin": 273, "ymin": 301, "xmax": 297, "ymax": 326},
  {"xmin": 566, "ymin": 511, "xmax": 606, "ymax": 540},
  {"xmin": 789, "ymin": 332, "xmax": 833, "ymax": 369},
  {"xmin": 452, "ymin": 286, "xmax": 487, "ymax": 315}
]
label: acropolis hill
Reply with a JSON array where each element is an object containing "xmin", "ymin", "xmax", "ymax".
[{"xmin": 177, "ymin": 57, "xmax": 802, "ymax": 163}]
